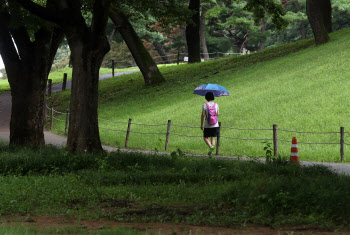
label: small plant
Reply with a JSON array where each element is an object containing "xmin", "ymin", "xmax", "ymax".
[
  {"xmin": 262, "ymin": 141, "xmax": 273, "ymax": 162},
  {"xmin": 171, "ymin": 148, "xmax": 186, "ymax": 159},
  {"xmin": 154, "ymin": 137, "xmax": 163, "ymax": 154}
]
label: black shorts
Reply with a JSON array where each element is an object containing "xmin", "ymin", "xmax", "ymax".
[{"xmin": 204, "ymin": 127, "xmax": 219, "ymax": 138}]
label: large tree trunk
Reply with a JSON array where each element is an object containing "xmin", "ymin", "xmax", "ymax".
[
  {"xmin": 306, "ymin": 0, "xmax": 330, "ymax": 45},
  {"xmin": 14, "ymin": 0, "xmax": 111, "ymax": 153},
  {"xmin": 0, "ymin": 7, "xmax": 63, "ymax": 147},
  {"xmin": 153, "ymin": 41, "xmax": 170, "ymax": 64},
  {"xmin": 67, "ymin": 38, "xmax": 107, "ymax": 152},
  {"xmin": 109, "ymin": 9, "xmax": 165, "ymax": 86},
  {"xmin": 10, "ymin": 75, "xmax": 45, "ymax": 146},
  {"xmin": 320, "ymin": 0, "xmax": 332, "ymax": 33},
  {"xmin": 200, "ymin": 6, "xmax": 209, "ymax": 60},
  {"xmin": 186, "ymin": 0, "xmax": 201, "ymax": 63}
]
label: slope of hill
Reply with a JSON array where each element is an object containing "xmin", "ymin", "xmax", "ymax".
[{"xmin": 51, "ymin": 28, "xmax": 350, "ymax": 162}]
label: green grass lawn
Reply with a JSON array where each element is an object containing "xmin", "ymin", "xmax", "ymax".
[
  {"xmin": 1, "ymin": 144, "xmax": 350, "ymax": 232},
  {"xmin": 0, "ymin": 66, "xmax": 139, "ymax": 94},
  {"xmin": 50, "ymin": 28, "xmax": 350, "ymax": 162}
]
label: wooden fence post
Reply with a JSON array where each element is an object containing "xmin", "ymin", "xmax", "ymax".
[
  {"xmin": 48, "ymin": 79, "xmax": 52, "ymax": 96},
  {"xmin": 125, "ymin": 118, "xmax": 132, "ymax": 148},
  {"xmin": 340, "ymin": 126, "xmax": 344, "ymax": 161},
  {"xmin": 165, "ymin": 120, "xmax": 171, "ymax": 151},
  {"xmin": 273, "ymin": 124, "xmax": 278, "ymax": 156},
  {"xmin": 177, "ymin": 51, "xmax": 180, "ymax": 65},
  {"xmin": 216, "ymin": 122, "xmax": 221, "ymax": 155},
  {"xmin": 112, "ymin": 60, "xmax": 115, "ymax": 77},
  {"xmin": 65, "ymin": 109, "xmax": 69, "ymax": 135},
  {"xmin": 216, "ymin": 51, "xmax": 219, "ymax": 59},
  {"xmin": 50, "ymin": 106, "xmax": 54, "ymax": 129},
  {"xmin": 62, "ymin": 73, "xmax": 67, "ymax": 91}
]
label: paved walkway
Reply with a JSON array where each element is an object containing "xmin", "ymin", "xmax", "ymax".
[{"xmin": 1, "ymin": 72, "xmax": 350, "ymax": 176}]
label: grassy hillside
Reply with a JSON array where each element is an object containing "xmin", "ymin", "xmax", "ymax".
[
  {"xmin": 0, "ymin": 67, "xmax": 136, "ymax": 95},
  {"xmin": 50, "ymin": 28, "xmax": 350, "ymax": 162}
]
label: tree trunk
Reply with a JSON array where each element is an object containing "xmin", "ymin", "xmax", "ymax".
[
  {"xmin": 10, "ymin": 74, "xmax": 45, "ymax": 146},
  {"xmin": 186, "ymin": 0, "xmax": 201, "ymax": 63},
  {"xmin": 306, "ymin": 0, "xmax": 330, "ymax": 45},
  {"xmin": 200, "ymin": 6, "xmax": 209, "ymax": 60},
  {"xmin": 258, "ymin": 20, "xmax": 268, "ymax": 51},
  {"xmin": 109, "ymin": 9, "xmax": 165, "ymax": 86},
  {"xmin": 108, "ymin": 26, "xmax": 117, "ymax": 44},
  {"xmin": 300, "ymin": 22, "xmax": 307, "ymax": 40},
  {"xmin": 240, "ymin": 32, "xmax": 249, "ymax": 53},
  {"xmin": 153, "ymin": 41, "xmax": 170, "ymax": 64},
  {"xmin": 14, "ymin": 0, "xmax": 111, "ymax": 153},
  {"xmin": 180, "ymin": 27, "xmax": 188, "ymax": 53},
  {"xmin": 320, "ymin": 0, "xmax": 332, "ymax": 33},
  {"xmin": 66, "ymin": 34, "xmax": 109, "ymax": 153},
  {"xmin": 0, "ymin": 9, "xmax": 63, "ymax": 147}
]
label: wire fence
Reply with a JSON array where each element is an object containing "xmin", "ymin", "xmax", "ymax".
[
  {"xmin": 46, "ymin": 105, "xmax": 349, "ymax": 161},
  {"xmin": 47, "ymin": 50, "xmax": 244, "ymax": 93},
  {"xmin": 103, "ymin": 51, "xmax": 243, "ymax": 70}
]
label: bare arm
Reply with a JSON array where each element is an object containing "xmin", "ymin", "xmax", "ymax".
[{"xmin": 201, "ymin": 109, "xmax": 205, "ymax": 130}]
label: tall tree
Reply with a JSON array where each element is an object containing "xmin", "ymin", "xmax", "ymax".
[
  {"xmin": 200, "ymin": 4, "xmax": 209, "ymax": 60},
  {"xmin": 186, "ymin": 0, "xmax": 201, "ymax": 63},
  {"xmin": 306, "ymin": 0, "xmax": 331, "ymax": 44},
  {"xmin": 0, "ymin": 0, "xmax": 63, "ymax": 147},
  {"xmin": 16, "ymin": 0, "xmax": 112, "ymax": 153},
  {"xmin": 109, "ymin": 8, "xmax": 166, "ymax": 86}
]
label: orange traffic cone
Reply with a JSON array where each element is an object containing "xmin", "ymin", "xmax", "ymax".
[{"xmin": 290, "ymin": 137, "xmax": 299, "ymax": 165}]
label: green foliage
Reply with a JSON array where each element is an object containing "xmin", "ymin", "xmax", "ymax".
[
  {"xmin": 1, "ymin": 144, "xmax": 350, "ymax": 229},
  {"xmin": 244, "ymin": 0, "xmax": 289, "ymax": 31},
  {"xmin": 205, "ymin": 1, "xmax": 279, "ymax": 52},
  {"xmin": 102, "ymin": 41, "xmax": 132, "ymax": 68}
]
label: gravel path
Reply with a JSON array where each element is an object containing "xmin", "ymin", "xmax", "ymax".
[{"xmin": 1, "ymin": 71, "xmax": 350, "ymax": 176}]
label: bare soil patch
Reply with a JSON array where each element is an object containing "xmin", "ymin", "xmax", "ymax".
[{"xmin": 1, "ymin": 215, "xmax": 349, "ymax": 234}]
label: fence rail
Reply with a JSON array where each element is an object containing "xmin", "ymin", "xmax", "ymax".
[
  {"xmin": 46, "ymin": 105, "xmax": 349, "ymax": 161},
  {"xmin": 51, "ymin": 50, "xmax": 243, "ymax": 79}
]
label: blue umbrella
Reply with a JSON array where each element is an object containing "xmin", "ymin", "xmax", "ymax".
[{"xmin": 193, "ymin": 83, "xmax": 229, "ymax": 97}]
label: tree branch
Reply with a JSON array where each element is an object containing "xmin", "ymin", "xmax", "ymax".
[
  {"xmin": 14, "ymin": 0, "xmax": 62, "ymax": 26},
  {"xmin": 0, "ymin": 15, "xmax": 21, "ymax": 70},
  {"xmin": 91, "ymin": 0, "xmax": 111, "ymax": 39}
]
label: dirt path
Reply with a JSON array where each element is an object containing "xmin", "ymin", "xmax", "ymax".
[
  {"xmin": 0, "ymin": 92, "xmax": 11, "ymax": 131},
  {"xmin": 1, "ymin": 215, "xmax": 348, "ymax": 235}
]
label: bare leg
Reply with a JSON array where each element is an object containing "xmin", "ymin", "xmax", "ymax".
[
  {"xmin": 204, "ymin": 138, "xmax": 212, "ymax": 147},
  {"xmin": 211, "ymin": 137, "xmax": 215, "ymax": 147}
]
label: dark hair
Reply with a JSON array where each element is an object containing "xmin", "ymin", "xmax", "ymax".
[{"xmin": 205, "ymin": 92, "xmax": 214, "ymax": 101}]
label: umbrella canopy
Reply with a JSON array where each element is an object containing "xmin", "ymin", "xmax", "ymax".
[{"xmin": 193, "ymin": 83, "xmax": 229, "ymax": 97}]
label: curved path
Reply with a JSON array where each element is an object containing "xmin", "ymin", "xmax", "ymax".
[
  {"xmin": 0, "ymin": 71, "xmax": 138, "ymax": 146},
  {"xmin": 1, "ymin": 71, "xmax": 350, "ymax": 175}
]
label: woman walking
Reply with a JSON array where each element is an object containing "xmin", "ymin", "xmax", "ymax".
[{"xmin": 200, "ymin": 92, "xmax": 219, "ymax": 158}]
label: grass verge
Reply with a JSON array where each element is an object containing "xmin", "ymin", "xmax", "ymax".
[{"xmin": 0, "ymin": 144, "xmax": 350, "ymax": 232}]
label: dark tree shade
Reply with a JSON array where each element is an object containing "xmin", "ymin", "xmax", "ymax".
[
  {"xmin": 186, "ymin": 0, "xmax": 201, "ymax": 63},
  {"xmin": 15, "ymin": 0, "xmax": 112, "ymax": 153},
  {"xmin": 306, "ymin": 0, "xmax": 330, "ymax": 45},
  {"xmin": 0, "ymin": 0, "xmax": 63, "ymax": 147}
]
